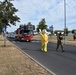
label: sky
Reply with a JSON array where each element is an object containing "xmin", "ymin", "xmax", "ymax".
[{"xmin": 1, "ymin": 0, "xmax": 76, "ymax": 32}]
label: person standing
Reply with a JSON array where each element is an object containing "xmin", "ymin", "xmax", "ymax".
[
  {"xmin": 56, "ymin": 32, "xmax": 64, "ymax": 52},
  {"xmin": 73, "ymin": 34, "xmax": 75, "ymax": 40},
  {"xmin": 75, "ymin": 34, "xmax": 76, "ymax": 40},
  {"xmin": 74, "ymin": 33, "xmax": 76, "ymax": 40},
  {"xmin": 39, "ymin": 29, "xmax": 48, "ymax": 52}
]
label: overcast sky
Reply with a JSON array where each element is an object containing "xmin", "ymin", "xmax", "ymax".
[{"xmin": 1, "ymin": 0, "xmax": 76, "ymax": 32}]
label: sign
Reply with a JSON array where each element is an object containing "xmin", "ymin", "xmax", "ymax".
[
  {"xmin": 2, "ymin": 26, "xmax": 6, "ymax": 31},
  {"xmin": 2, "ymin": 26, "xmax": 6, "ymax": 47},
  {"xmin": 49, "ymin": 25, "xmax": 53, "ymax": 31}
]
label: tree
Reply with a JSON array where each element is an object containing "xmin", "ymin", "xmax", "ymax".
[
  {"xmin": 72, "ymin": 30, "xmax": 75, "ymax": 34},
  {"xmin": 27, "ymin": 22, "xmax": 32, "ymax": 25},
  {"xmin": 37, "ymin": 18, "xmax": 48, "ymax": 32},
  {"xmin": 27, "ymin": 22, "xmax": 35, "ymax": 30},
  {"xmin": 54, "ymin": 30, "xmax": 58, "ymax": 35},
  {"xmin": 0, "ymin": 0, "xmax": 20, "ymax": 32},
  {"xmin": 64, "ymin": 28, "xmax": 69, "ymax": 36}
]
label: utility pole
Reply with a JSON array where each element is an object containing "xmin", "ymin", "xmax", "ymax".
[{"xmin": 64, "ymin": 0, "xmax": 66, "ymax": 44}]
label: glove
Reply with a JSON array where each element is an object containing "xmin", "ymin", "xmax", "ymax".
[{"xmin": 39, "ymin": 29, "xmax": 41, "ymax": 32}]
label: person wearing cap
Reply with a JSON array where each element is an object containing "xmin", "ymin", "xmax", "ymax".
[{"xmin": 39, "ymin": 29, "xmax": 48, "ymax": 52}]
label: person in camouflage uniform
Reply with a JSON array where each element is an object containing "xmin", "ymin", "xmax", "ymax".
[{"xmin": 56, "ymin": 32, "xmax": 64, "ymax": 52}]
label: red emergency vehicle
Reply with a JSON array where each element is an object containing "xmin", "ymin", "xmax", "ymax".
[{"xmin": 15, "ymin": 25, "xmax": 35, "ymax": 42}]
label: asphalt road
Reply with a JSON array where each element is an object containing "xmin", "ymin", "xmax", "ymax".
[{"xmin": 9, "ymin": 38, "xmax": 76, "ymax": 75}]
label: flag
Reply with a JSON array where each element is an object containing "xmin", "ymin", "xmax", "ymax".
[{"xmin": 49, "ymin": 25, "xmax": 53, "ymax": 31}]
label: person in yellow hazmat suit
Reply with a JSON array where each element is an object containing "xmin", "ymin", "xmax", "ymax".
[{"xmin": 39, "ymin": 29, "xmax": 49, "ymax": 52}]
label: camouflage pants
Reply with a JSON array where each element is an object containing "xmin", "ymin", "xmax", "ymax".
[{"xmin": 56, "ymin": 40, "xmax": 63, "ymax": 50}]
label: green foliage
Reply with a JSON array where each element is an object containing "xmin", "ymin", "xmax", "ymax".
[
  {"xmin": 54, "ymin": 30, "xmax": 58, "ymax": 35},
  {"xmin": 0, "ymin": 0, "xmax": 20, "ymax": 32},
  {"xmin": 27, "ymin": 22, "xmax": 31, "ymax": 25},
  {"xmin": 64, "ymin": 28, "xmax": 69, "ymax": 35},
  {"xmin": 72, "ymin": 30, "xmax": 74, "ymax": 34},
  {"xmin": 0, "ymin": 22, "xmax": 2, "ymax": 33},
  {"xmin": 37, "ymin": 18, "xmax": 48, "ymax": 32}
]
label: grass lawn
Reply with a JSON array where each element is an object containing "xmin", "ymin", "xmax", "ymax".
[
  {"xmin": 33, "ymin": 35, "xmax": 76, "ymax": 46},
  {"xmin": 33, "ymin": 35, "xmax": 74, "ymax": 42},
  {"xmin": 0, "ymin": 36, "xmax": 52, "ymax": 75}
]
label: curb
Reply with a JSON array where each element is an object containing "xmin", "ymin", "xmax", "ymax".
[{"xmin": 10, "ymin": 40, "xmax": 56, "ymax": 75}]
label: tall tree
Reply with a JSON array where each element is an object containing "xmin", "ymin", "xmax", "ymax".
[
  {"xmin": 37, "ymin": 18, "xmax": 48, "ymax": 32},
  {"xmin": 27, "ymin": 22, "xmax": 35, "ymax": 30},
  {"xmin": 0, "ymin": 0, "xmax": 20, "ymax": 32},
  {"xmin": 27, "ymin": 22, "xmax": 32, "ymax": 25},
  {"xmin": 54, "ymin": 30, "xmax": 58, "ymax": 35},
  {"xmin": 72, "ymin": 30, "xmax": 75, "ymax": 34},
  {"xmin": 64, "ymin": 28, "xmax": 69, "ymax": 36}
]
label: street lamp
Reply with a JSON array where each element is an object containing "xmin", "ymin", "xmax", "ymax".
[{"xmin": 64, "ymin": 0, "xmax": 66, "ymax": 43}]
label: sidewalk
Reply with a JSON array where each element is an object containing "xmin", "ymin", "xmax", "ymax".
[{"xmin": 0, "ymin": 36, "xmax": 52, "ymax": 75}]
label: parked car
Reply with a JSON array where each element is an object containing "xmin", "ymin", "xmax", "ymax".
[
  {"xmin": 34, "ymin": 31, "xmax": 39, "ymax": 35},
  {"xmin": 7, "ymin": 33, "xmax": 11, "ymax": 38},
  {"xmin": 7, "ymin": 32, "xmax": 16, "ymax": 38}
]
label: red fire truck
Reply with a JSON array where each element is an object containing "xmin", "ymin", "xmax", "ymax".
[{"xmin": 15, "ymin": 25, "xmax": 35, "ymax": 42}]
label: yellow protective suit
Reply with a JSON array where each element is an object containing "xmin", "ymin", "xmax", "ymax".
[{"xmin": 40, "ymin": 32, "xmax": 48, "ymax": 52}]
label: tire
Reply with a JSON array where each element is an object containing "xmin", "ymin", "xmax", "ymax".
[{"xmin": 29, "ymin": 40, "xmax": 31, "ymax": 42}]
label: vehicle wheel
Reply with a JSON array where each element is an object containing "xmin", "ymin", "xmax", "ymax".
[{"xmin": 29, "ymin": 40, "xmax": 31, "ymax": 42}]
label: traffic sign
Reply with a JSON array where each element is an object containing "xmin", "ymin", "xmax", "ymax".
[
  {"xmin": 49, "ymin": 25, "xmax": 53, "ymax": 31},
  {"xmin": 2, "ymin": 26, "xmax": 6, "ymax": 31}
]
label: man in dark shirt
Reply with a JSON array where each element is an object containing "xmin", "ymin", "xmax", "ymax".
[{"xmin": 56, "ymin": 32, "xmax": 64, "ymax": 52}]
